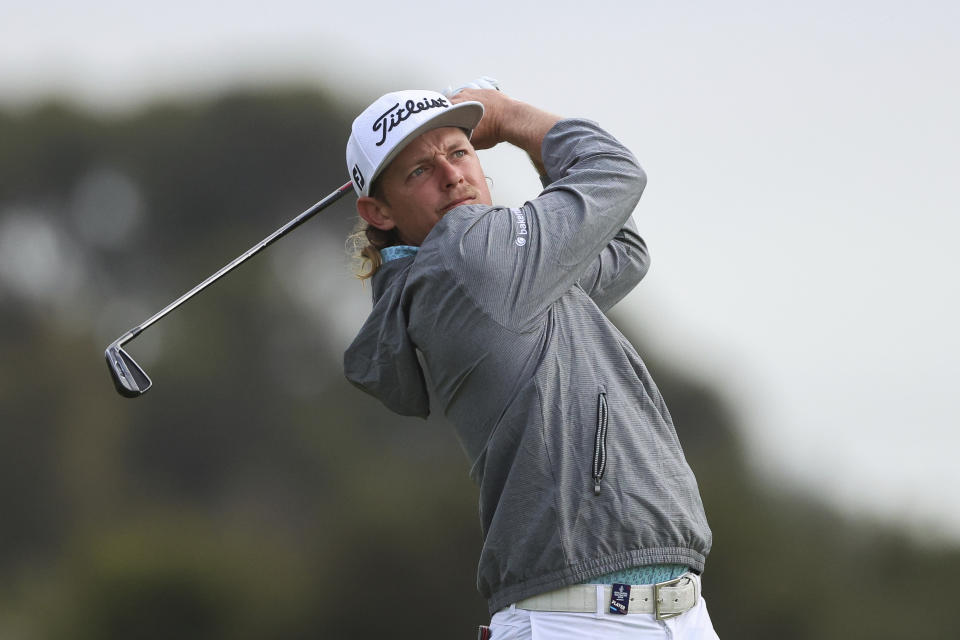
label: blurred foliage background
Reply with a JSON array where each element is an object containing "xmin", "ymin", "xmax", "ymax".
[{"xmin": 1, "ymin": 86, "xmax": 958, "ymax": 639}]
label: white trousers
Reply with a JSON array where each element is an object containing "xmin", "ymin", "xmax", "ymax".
[{"xmin": 489, "ymin": 576, "xmax": 720, "ymax": 640}]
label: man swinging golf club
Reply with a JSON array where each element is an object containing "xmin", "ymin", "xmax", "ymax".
[{"xmin": 343, "ymin": 80, "xmax": 720, "ymax": 639}]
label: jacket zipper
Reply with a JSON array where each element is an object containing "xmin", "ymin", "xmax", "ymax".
[{"xmin": 593, "ymin": 392, "xmax": 608, "ymax": 495}]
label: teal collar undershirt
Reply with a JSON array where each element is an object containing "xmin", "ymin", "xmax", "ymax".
[{"xmin": 381, "ymin": 245, "xmax": 419, "ymax": 263}]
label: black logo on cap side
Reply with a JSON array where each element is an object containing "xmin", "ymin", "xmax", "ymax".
[
  {"xmin": 352, "ymin": 164, "xmax": 365, "ymax": 191},
  {"xmin": 372, "ymin": 97, "xmax": 449, "ymax": 147}
]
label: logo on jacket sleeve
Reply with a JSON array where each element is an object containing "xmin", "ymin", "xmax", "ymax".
[{"xmin": 512, "ymin": 208, "xmax": 528, "ymax": 247}]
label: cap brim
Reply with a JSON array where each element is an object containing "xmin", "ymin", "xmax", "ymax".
[{"xmin": 368, "ymin": 100, "xmax": 484, "ymax": 192}]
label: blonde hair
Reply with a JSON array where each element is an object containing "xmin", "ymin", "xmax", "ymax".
[
  {"xmin": 346, "ymin": 216, "xmax": 400, "ymax": 280},
  {"xmin": 346, "ymin": 175, "xmax": 402, "ymax": 279}
]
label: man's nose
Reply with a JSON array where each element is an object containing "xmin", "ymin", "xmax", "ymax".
[{"xmin": 438, "ymin": 158, "xmax": 464, "ymax": 188}]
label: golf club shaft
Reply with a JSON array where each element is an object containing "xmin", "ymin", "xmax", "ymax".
[{"xmin": 117, "ymin": 181, "xmax": 353, "ymax": 348}]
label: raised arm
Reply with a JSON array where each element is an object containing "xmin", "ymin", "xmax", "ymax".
[{"xmin": 445, "ymin": 89, "xmax": 647, "ymax": 326}]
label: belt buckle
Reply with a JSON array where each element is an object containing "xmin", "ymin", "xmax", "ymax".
[{"xmin": 654, "ymin": 575, "xmax": 687, "ymax": 621}]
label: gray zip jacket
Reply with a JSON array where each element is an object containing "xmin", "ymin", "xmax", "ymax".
[{"xmin": 344, "ymin": 119, "xmax": 711, "ymax": 614}]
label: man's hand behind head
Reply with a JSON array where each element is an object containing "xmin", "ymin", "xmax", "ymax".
[
  {"xmin": 449, "ymin": 88, "xmax": 514, "ymax": 151},
  {"xmin": 450, "ymin": 89, "xmax": 562, "ymax": 176}
]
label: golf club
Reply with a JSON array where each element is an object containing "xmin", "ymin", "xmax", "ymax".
[{"xmin": 105, "ymin": 180, "xmax": 354, "ymax": 398}]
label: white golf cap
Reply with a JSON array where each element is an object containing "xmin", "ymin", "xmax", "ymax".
[{"xmin": 346, "ymin": 89, "xmax": 484, "ymax": 197}]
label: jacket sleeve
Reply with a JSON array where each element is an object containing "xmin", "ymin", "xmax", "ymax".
[
  {"xmin": 449, "ymin": 119, "xmax": 648, "ymax": 328},
  {"xmin": 343, "ymin": 267, "xmax": 430, "ymax": 419},
  {"xmin": 575, "ymin": 217, "xmax": 650, "ymax": 313},
  {"xmin": 537, "ymin": 159, "xmax": 651, "ymax": 313}
]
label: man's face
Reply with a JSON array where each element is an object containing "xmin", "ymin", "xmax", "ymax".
[{"xmin": 361, "ymin": 127, "xmax": 492, "ymax": 246}]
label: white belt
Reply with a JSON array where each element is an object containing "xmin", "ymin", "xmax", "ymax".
[{"xmin": 515, "ymin": 574, "xmax": 698, "ymax": 620}]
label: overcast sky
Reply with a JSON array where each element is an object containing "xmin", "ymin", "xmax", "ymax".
[{"xmin": 3, "ymin": 0, "xmax": 958, "ymax": 541}]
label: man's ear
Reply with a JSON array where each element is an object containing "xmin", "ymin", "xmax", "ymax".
[{"xmin": 356, "ymin": 197, "xmax": 395, "ymax": 231}]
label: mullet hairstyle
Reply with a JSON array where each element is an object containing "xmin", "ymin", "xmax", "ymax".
[{"xmin": 346, "ymin": 177, "xmax": 401, "ymax": 280}]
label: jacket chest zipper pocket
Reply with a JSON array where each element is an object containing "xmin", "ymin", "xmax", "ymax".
[{"xmin": 593, "ymin": 392, "xmax": 608, "ymax": 495}]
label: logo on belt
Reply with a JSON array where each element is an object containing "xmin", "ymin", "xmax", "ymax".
[{"xmin": 610, "ymin": 583, "xmax": 631, "ymax": 614}]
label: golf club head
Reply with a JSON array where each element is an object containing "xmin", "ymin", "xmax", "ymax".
[{"xmin": 105, "ymin": 343, "xmax": 152, "ymax": 397}]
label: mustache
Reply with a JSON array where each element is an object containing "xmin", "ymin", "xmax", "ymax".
[{"xmin": 440, "ymin": 189, "xmax": 481, "ymax": 212}]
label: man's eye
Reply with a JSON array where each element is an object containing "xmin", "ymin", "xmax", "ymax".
[
  {"xmin": 410, "ymin": 167, "xmax": 425, "ymax": 178},
  {"xmin": 452, "ymin": 150, "xmax": 467, "ymax": 158}
]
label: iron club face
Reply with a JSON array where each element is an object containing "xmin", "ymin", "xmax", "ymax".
[{"xmin": 105, "ymin": 341, "xmax": 152, "ymax": 397}]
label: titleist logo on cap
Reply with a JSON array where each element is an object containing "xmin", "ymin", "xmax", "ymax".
[{"xmin": 373, "ymin": 96, "xmax": 450, "ymax": 146}]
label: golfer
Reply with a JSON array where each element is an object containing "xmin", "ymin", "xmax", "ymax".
[{"xmin": 344, "ymin": 83, "xmax": 719, "ymax": 639}]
